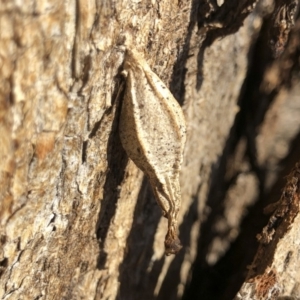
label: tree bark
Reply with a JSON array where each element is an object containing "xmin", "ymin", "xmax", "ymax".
[{"xmin": 0, "ymin": 0, "xmax": 300, "ymax": 299}]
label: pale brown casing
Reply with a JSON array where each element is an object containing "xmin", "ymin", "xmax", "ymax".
[{"xmin": 119, "ymin": 50, "xmax": 187, "ymax": 255}]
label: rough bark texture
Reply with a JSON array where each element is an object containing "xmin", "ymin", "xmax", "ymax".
[
  {"xmin": 235, "ymin": 162, "xmax": 300, "ymax": 300},
  {"xmin": 0, "ymin": 0, "xmax": 300, "ymax": 300}
]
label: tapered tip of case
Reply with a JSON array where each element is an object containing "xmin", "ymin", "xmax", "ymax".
[{"xmin": 165, "ymin": 237, "xmax": 182, "ymax": 256}]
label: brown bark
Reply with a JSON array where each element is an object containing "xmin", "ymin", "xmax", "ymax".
[
  {"xmin": 0, "ymin": 0, "xmax": 300, "ymax": 299},
  {"xmin": 235, "ymin": 162, "xmax": 300, "ymax": 300}
]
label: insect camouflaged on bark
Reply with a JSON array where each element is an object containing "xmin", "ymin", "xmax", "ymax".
[{"xmin": 119, "ymin": 49, "xmax": 187, "ymax": 255}]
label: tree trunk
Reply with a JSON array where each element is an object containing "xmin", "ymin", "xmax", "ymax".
[{"xmin": 0, "ymin": 0, "xmax": 300, "ymax": 299}]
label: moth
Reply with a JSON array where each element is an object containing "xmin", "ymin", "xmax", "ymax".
[{"xmin": 119, "ymin": 49, "xmax": 187, "ymax": 255}]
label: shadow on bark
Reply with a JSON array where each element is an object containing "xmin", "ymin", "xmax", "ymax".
[
  {"xmin": 95, "ymin": 81, "xmax": 129, "ymax": 269},
  {"xmin": 117, "ymin": 179, "xmax": 163, "ymax": 299},
  {"xmin": 117, "ymin": 178, "xmax": 198, "ymax": 300},
  {"xmin": 183, "ymin": 12, "xmax": 300, "ymax": 300}
]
